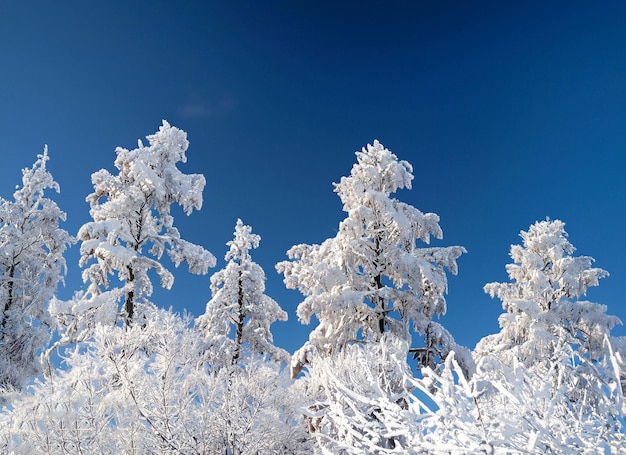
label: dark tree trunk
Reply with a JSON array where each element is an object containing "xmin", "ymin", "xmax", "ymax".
[
  {"xmin": 1, "ymin": 263, "xmax": 16, "ymax": 331},
  {"xmin": 373, "ymin": 234, "xmax": 386, "ymax": 335},
  {"xmin": 232, "ymin": 274, "xmax": 245, "ymax": 366},
  {"xmin": 125, "ymin": 265, "xmax": 135, "ymax": 325},
  {"xmin": 376, "ymin": 273, "xmax": 385, "ymax": 334}
]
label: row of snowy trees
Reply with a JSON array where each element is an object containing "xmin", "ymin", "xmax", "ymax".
[{"xmin": 0, "ymin": 121, "xmax": 624, "ymax": 454}]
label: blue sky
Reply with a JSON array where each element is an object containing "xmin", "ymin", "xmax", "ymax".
[{"xmin": 1, "ymin": 1, "xmax": 625, "ymax": 355}]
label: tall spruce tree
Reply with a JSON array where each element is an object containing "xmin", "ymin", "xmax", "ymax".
[
  {"xmin": 77, "ymin": 120, "xmax": 215, "ymax": 326},
  {"xmin": 277, "ymin": 140, "xmax": 471, "ymax": 453}
]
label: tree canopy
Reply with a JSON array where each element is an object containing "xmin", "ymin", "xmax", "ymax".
[{"xmin": 0, "ymin": 126, "xmax": 624, "ymax": 454}]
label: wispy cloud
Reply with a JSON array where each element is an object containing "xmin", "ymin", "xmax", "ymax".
[{"xmin": 177, "ymin": 95, "xmax": 237, "ymax": 119}]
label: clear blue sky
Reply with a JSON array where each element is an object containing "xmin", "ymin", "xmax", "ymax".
[{"xmin": 1, "ymin": 1, "xmax": 625, "ymax": 354}]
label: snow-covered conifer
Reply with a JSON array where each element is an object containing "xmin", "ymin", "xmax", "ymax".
[
  {"xmin": 472, "ymin": 219, "xmax": 625, "ymax": 451},
  {"xmin": 277, "ymin": 140, "xmax": 469, "ymax": 376},
  {"xmin": 476, "ymin": 219, "xmax": 620, "ymax": 369},
  {"xmin": 196, "ymin": 219, "xmax": 288, "ymax": 366},
  {"xmin": 74, "ymin": 121, "xmax": 215, "ymax": 329},
  {"xmin": 0, "ymin": 148, "xmax": 72, "ymax": 395}
]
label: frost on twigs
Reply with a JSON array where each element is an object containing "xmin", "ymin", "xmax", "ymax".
[
  {"xmin": 3, "ymin": 308, "xmax": 306, "ymax": 454},
  {"xmin": 302, "ymin": 335, "xmax": 426, "ymax": 454}
]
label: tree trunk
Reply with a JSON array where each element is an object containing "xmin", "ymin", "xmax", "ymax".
[
  {"xmin": 374, "ymin": 234, "xmax": 386, "ymax": 335},
  {"xmin": 1, "ymin": 263, "xmax": 16, "ymax": 330},
  {"xmin": 375, "ymin": 273, "xmax": 385, "ymax": 334},
  {"xmin": 125, "ymin": 265, "xmax": 135, "ymax": 325},
  {"xmin": 232, "ymin": 274, "xmax": 245, "ymax": 366}
]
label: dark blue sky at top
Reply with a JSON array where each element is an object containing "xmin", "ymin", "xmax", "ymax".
[{"xmin": 1, "ymin": 1, "xmax": 625, "ymax": 354}]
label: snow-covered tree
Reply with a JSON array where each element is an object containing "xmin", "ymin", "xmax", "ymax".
[
  {"xmin": 52, "ymin": 121, "xmax": 215, "ymax": 350},
  {"xmin": 277, "ymin": 140, "xmax": 469, "ymax": 376},
  {"xmin": 193, "ymin": 220, "xmax": 301, "ymax": 453},
  {"xmin": 472, "ymin": 219, "xmax": 625, "ymax": 451},
  {"xmin": 196, "ymin": 219, "xmax": 288, "ymax": 366},
  {"xmin": 476, "ymin": 219, "xmax": 619, "ymax": 368},
  {"xmin": 276, "ymin": 141, "xmax": 471, "ymax": 454},
  {"xmin": 0, "ymin": 148, "xmax": 72, "ymax": 395}
]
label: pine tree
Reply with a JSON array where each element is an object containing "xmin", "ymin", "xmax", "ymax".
[
  {"xmin": 0, "ymin": 148, "xmax": 73, "ymax": 395},
  {"xmin": 277, "ymin": 140, "xmax": 471, "ymax": 454},
  {"xmin": 196, "ymin": 219, "xmax": 288, "ymax": 366},
  {"xmin": 194, "ymin": 221, "xmax": 298, "ymax": 454}
]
